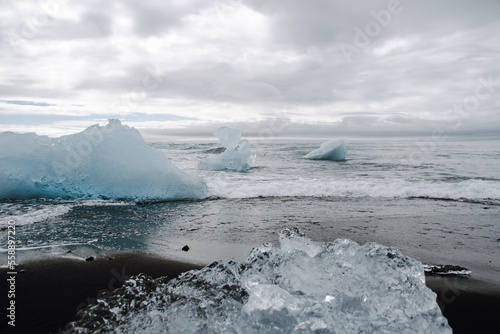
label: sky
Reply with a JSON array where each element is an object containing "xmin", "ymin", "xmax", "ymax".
[{"xmin": 1, "ymin": 0, "xmax": 500, "ymax": 139}]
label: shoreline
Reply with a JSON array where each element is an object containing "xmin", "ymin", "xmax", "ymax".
[{"xmin": 1, "ymin": 252, "xmax": 499, "ymax": 334}]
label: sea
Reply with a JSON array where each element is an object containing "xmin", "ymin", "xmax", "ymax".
[
  {"xmin": 1, "ymin": 139, "xmax": 499, "ymax": 271},
  {"xmin": 1, "ymin": 138, "xmax": 499, "ymax": 331}
]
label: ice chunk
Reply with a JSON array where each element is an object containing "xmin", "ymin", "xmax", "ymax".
[
  {"xmin": 198, "ymin": 127, "xmax": 255, "ymax": 172},
  {"xmin": 305, "ymin": 139, "xmax": 347, "ymax": 161},
  {"xmin": 68, "ymin": 229, "xmax": 451, "ymax": 334},
  {"xmin": 214, "ymin": 126, "xmax": 241, "ymax": 150},
  {"xmin": 0, "ymin": 119, "xmax": 207, "ymax": 201}
]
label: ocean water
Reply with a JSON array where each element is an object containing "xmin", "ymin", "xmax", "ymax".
[{"xmin": 1, "ymin": 139, "xmax": 499, "ymax": 283}]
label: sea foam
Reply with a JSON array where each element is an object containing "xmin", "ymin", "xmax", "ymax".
[{"xmin": 206, "ymin": 176, "xmax": 500, "ymax": 203}]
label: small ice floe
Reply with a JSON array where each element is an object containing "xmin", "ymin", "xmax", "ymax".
[
  {"xmin": 198, "ymin": 126, "xmax": 256, "ymax": 172},
  {"xmin": 304, "ymin": 139, "xmax": 347, "ymax": 161},
  {"xmin": 423, "ymin": 264, "xmax": 471, "ymax": 276}
]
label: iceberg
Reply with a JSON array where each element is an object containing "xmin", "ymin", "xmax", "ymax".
[
  {"xmin": 305, "ymin": 139, "xmax": 347, "ymax": 161},
  {"xmin": 213, "ymin": 126, "xmax": 241, "ymax": 150},
  {"xmin": 198, "ymin": 126, "xmax": 255, "ymax": 172},
  {"xmin": 0, "ymin": 119, "xmax": 207, "ymax": 201},
  {"xmin": 68, "ymin": 229, "xmax": 451, "ymax": 334}
]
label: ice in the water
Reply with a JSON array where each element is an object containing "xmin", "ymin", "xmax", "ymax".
[
  {"xmin": 68, "ymin": 229, "xmax": 451, "ymax": 334},
  {"xmin": 0, "ymin": 119, "xmax": 207, "ymax": 201},
  {"xmin": 198, "ymin": 126, "xmax": 255, "ymax": 172},
  {"xmin": 305, "ymin": 139, "xmax": 347, "ymax": 161},
  {"xmin": 214, "ymin": 126, "xmax": 241, "ymax": 150}
]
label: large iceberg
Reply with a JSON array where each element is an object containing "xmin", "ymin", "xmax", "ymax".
[
  {"xmin": 0, "ymin": 119, "xmax": 207, "ymax": 201},
  {"xmin": 67, "ymin": 229, "xmax": 451, "ymax": 333},
  {"xmin": 198, "ymin": 126, "xmax": 255, "ymax": 172},
  {"xmin": 305, "ymin": 139, "xmax": 347, "ymax": 161}
]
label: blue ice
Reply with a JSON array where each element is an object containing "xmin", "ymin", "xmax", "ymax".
[{"xmin": 0, "ymin": 119, "xmax": 207, "ymax": 201}]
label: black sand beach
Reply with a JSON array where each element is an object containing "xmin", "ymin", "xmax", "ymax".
[
  {"xmin": 0, "ymin": 253, "xmax": 202, "ymax": 334},
  {"xmin": 1, "ymin": 252, "xmax": 500, "ymax": 334},
  {"xmin": 426, "ymin": 276, "xmax": 500, "ymax": 334}
]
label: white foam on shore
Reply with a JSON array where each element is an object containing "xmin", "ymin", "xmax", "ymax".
[
  {"xmin": 0, "ymin": 242, "xmax": 85, "ymax": 253},
  {"xmin": 75, "ymin": 199, "xmax": 135, "ymax": 207},
  {"xmin": 207, "ymin": 177, "xmax": 500, "ymax": 202},
  {"xmin": 0, "ymin": 204, "xmax": 73, "ymax": 228},
  {"xmin": 0, "ymin": 199, "xmax": 135, "ymax": 229}
]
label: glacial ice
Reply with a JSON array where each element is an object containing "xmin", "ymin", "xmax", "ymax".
[
  {"xmin": 0, "ymin": 119, "xmax": 207, "ymax": 201},
  {"xmin": 68, "ymin": 229, "xmax": 451, "ymax": 334},
  {"xmin": 305, "ymin": 139, "xmax": 347, "ymax": 161},
  {"xmin": 214, "ymin": 126, "xmax": 241, "ymax": 150},
  {"xmin": 198, "ymin": 126, "xmax": 255, "ymax": 172}
]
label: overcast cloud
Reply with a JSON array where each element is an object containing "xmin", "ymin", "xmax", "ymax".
[{"xmin": 1, "ymin": 0, "xmax": 499, "ymax": 138}]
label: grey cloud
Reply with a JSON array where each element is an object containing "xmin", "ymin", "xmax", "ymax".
[
  {"xmin": 139, "ymin": 116, "xmax": 500, "ymax": 140},
  {"xmin": 155, "ymin": 63, "xmax": 282, "ymax": 103},
  {"xmin": 121, "ymin": 0, "xmax": 208, "ymax": 37},
  {"xmin": 1, "ymin": 0, "xmax": 500, "ymax": 136},
  {"xmin": 1, "ymin": 0, "xmax": 203, "ymax": 43},
  {"xmin": 33, "ymin": 18, "xmax": 109, "ymax": 40},
  {"xmin": 74, "ymin": 61, "xmax": 282, "ymax": 105},
  {"xmin": 245, "ymin": 0, "xmax": 367, "ymax": 48},
  {"xmin": 0, "ymin": 112, "xmax": 197, "ymax": 126},
  {"xmin": 81, "ymin": 11, "xmax": 113, "ymax": 36},
  {"xmin": 1, "ymin": 3, "xmax": 113, "ymax": 42},
  {"xmin": 245, "ymin": 0, "xmax": 500, "ymax": 49},
  {"xmin": 0, "ymin": 82, "xmax": 75, "ymax": 100},
  {"xmin": 123, "ymin": 2, "xmax": 182, "ymax": 36}
]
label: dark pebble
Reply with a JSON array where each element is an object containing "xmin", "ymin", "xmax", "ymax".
[
  {"xmin": 85, "ymin": 256, "xmax": 95, "ymax": 262},
  {"xmin": 182, "ymin": 245, "xmax": 190, "ymax": 252}
]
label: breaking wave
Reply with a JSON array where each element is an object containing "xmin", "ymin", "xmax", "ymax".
[{"xmin": 206, "ymin": 177, "xmax": 500, "ymax": 204}]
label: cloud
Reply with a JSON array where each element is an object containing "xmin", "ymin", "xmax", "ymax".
[
  {"xmin": 1, "ymin": 0, "xmax": 499, "ymax": 137},
  {"xmin": 155, "ymin": 63, "xmax": 282, "ymax": 103},
  {"xmin": 120, "ymin": 0, "xmax": 207, "ymax": 37}
]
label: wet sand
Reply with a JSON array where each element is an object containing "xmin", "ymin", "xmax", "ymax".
[{"xmin": 1, "ymin": 252, "xmax": 500, "ymax": 334}]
